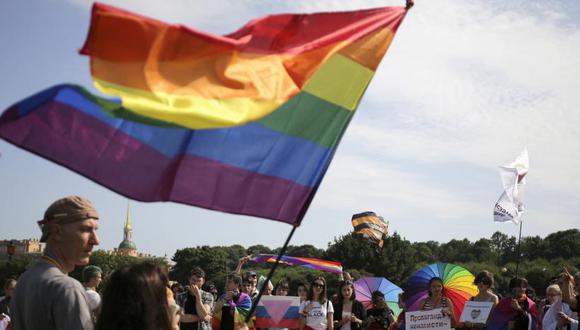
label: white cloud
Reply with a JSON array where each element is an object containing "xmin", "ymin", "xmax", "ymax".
[
  {"xmin": 345, "ymin": 0, "xmax": 580, "ymax": 198},
  {"xmin": 315, "ymin": 153, "xmax": 487, "ymax": 221}
]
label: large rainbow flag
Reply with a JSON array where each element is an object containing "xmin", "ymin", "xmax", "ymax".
[
  {"xmin": 80, "ymin": 3, "xmax": 408, "ymax": 129},
  {"xmin": 0, "ymin": 4, "xmax": 408, "ymax": 225}
]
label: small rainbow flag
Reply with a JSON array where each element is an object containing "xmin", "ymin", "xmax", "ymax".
[
  {"xmin": 252, "ymin": 254, "xmax": 343, "ymax": 273},
  {"xmin": 212, "ymin": 291, "xmax": 253, "ymax": 330}
]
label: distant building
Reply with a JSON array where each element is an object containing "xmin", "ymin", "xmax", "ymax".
[
  {"xmin": 113, "ymin": 201, "xmax": 138, "ymax": 257},
  {"xmin": 110, "ymin": 201, "xmax": 151, "ymax": 258},
  {"xmin": 0, "ymin": 239, "xmax": 43, "ymax": 258}
]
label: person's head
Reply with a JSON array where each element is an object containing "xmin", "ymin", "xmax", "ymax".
[
  {"xmin": 307, "ymin": 277, "xmax": 327, "ymax": 303},
  {"xmin": 208, "ymin": 283, "xmax": 218, "ymax": 297},
  {"xmin": 38, "ymin": 196, "xmax": 100, "ymax": 271},
  {"xmin": 474, "ymin": 270, "xmax": 494, "ymax": 291},
  {"xmin": 275, "ymin": 280, "xmax": 289, "ymax": 296},
  {"xmin": 297, "ymin": 282, "xmax": 309, "ymax": 301},
  {"xmin": 338, "ymin": 280, "xmax": 355, "ymax": 303},
  {"xmin": 82, "ymin": 265, "xmax": 103, "ymax": 288},
  {"xmin": 508, "ymin": 277, "xmax": 528, "ymax": 298},
  {"xmin": 264, "ymin": 280, "xmax": 274, "ymax": 296},
  {"xmin": 170, "ymin": 282, "xmax": 183, "ymax": 296},
  {"xmin": 188, "ymin": 267, "xmax": 205, "ymax": 289},
  {"xmin": 226, "ymin": 273, "xmax": 243, "ymax": 292},
  {"xmin": 242, "ymin": 274, "xmax": 257, "ymax": 294},
  {"xmin": 372, "ymin": 290, "xmax": 387, "ymax": 308},
  {"xmin": 3, "ymin": 279, "xmax": 16, "ymax": 297},
  {"xmin": 545, "ymin": 284, "xmax": 562, "ymax": 304},
  {"xmin": 243, "ymin": 270, "xmax": 258, "ymax": 284},
  {"xmin": 398, "ymin": 291, "xmax": 406, "ymax": 309},
  {"xmin": 428, "ymin": 277, "xmax": 444, "ymax": 297},
  {"xmin": 96, "ymin": 261, "xmax": 172, "ymax": 330}
]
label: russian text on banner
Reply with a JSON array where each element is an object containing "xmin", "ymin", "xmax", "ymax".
[
  {"xmin": 406, "ymin": 309, "xmax": 451, "ymax": 330},
  {"xmin": 493, "ymin": 148, "xmax": 529, "ymax": 225}
]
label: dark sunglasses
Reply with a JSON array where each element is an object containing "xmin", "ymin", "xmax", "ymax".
[{"xmin": 313, "ymin": 283, "xmax": 325, "ymax": 288}]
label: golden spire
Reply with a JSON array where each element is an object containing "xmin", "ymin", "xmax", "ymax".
[{"xmin": 124, "ymin": 200, "xmax": 132, "ymax": 235}]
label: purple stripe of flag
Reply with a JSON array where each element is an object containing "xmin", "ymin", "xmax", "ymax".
[{"xmin": 0, "ymin": 101, "xmax": 314, "ymax": 223}]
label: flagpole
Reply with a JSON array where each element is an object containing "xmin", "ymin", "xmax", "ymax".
[
  {"xmin": 514, "ymin": 218, "xmax": 523, "ymax": 278},
  {"xmin": 245, "ymin": 225, "xmax": 298, "ymax": 323}
]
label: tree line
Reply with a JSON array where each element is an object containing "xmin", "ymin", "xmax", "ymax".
[
  {"xmin": 1, "ymin": 229, "xmax": 578, "ymax": 299},
  {"xmin": 166, "ymin": 228, "xmax": 580, "ymax": 298}
]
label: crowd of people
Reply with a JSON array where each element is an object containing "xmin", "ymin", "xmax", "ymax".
[{"xmin": 0, "ymin": 196, "xmax": 579, "ymax": 330}]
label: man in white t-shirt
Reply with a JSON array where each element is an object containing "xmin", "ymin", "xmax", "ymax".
[{"xmin": 82, "ymin": 265, "xmax": 102, "ymax": 319}]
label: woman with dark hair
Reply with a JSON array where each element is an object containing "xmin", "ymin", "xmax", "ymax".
[
  {"xmin": 366, "ymin": 290, "xmax": 394, "ymax": 330},
  {"xmin": 418, "ymin": 277, "xmax": 456, "ymax": 326},
  {"xmin": 297, "ymin": 283, "xmax": 309, "ymax": 303},
  {"xmin": 333, "ymin": 280, "xmax": 366, "ymax": 330},
  {"xmin": 96, "ymin": 261, "xmax": 174, "ymax": 330},
  {"xmin": 299, "ymin": 277, "xmax": 334, "ymax": 330},
  {"xmin": 488, "ymin": 277, "xmax": 539, "ymax": 330},
  {"xmin": 464, "ymin": 271, "xmax": 499, "ymax": 329}
]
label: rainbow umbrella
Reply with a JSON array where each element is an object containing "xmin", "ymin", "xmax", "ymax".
[
  {"xmin": 354, "ymin": 277, "xmax": 403, "ymax": 317},
  {"xmin": 405, "ymin": 263, "xmax": 478, "ymax": 322}
]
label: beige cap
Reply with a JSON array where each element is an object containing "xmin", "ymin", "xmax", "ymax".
[{"xmin": 38, "ymin": 196, "xmax": 99, "ymax": 242}]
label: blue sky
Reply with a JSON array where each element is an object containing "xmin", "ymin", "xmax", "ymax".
[{"xmin": 1, "ymin": 0, "xmax": 579, "ymax": 257}]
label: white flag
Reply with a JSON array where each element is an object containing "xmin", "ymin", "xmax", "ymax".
[{"xmin": 494, "ymin": 148, "xmax": 529, "ymax": 224}]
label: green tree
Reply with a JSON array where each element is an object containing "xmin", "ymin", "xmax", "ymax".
[
  {"xmin": 246, "ymin": 244, "xmax": 273, "ymax": 256},
  {"xmin": 285, "ymin": 245, "xmax": 325, "ymax": 258},
  {"xmin": 439, "ymin": 239, "xmax": 473, "ymax": 263},
  {"xmin": 472, "ymin": 238, "xmax": 494, "ymax": 262},
  {"xmin": 67, "ymin": 250, "xmax": 167, "ymax": 287},
  {"xmin": 543, "ymin": 229, "xmax": 580, "ymax": 260},
  {"xmin": 171, "ymin": 246, "xmax": 231, "ymax": 285},
  {"xmin": 0, "ymin": 255, "xmax": 34, "ymax": 285}
]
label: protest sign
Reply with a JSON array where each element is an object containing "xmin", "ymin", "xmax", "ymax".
[
  {"xmin": 460, "ymin": 301, "xmax": 494, "ymax": 324},
  {"xmin": 406, "ymin": 308, "xmax": 451, "ymax": 330}
]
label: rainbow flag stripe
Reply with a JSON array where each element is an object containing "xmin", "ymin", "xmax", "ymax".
[
  {"xmin": 80, "ymin": 3, "xmax": 407, "ymax": 129},
  {"xmin": 0, "ymin": 4, "xmax": 407, "ymax": 225},
  {"xmin": 252, "ymin": 254, "xmax": 343, "ymax": 273},
  {"xmin": 0, "ymin": 84, "xmax": 335, "ymax": 223}
]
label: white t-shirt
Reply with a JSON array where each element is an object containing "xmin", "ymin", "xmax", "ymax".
[
  {"xmin": 300, "ymin": 300, "xmax": 334, "ymax": 330},
  {"xmin": 542, "ymin": 301, "xmax": 573, "ymax": 330},
  {"xmin": 341, "ymin": 311, "xmax": 352, "ymax": 330},
  {"xmin": 0, "ymin": 314, "xmax": 10, "ymax": 330},
  {"xmin": 84, "ymin": 288, "xmax": 101, "ymax": 312}
]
